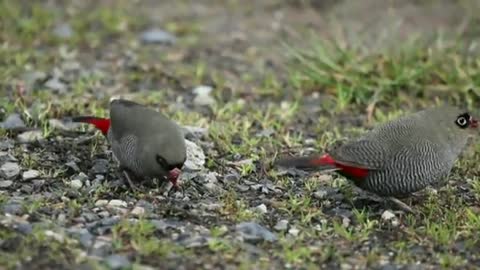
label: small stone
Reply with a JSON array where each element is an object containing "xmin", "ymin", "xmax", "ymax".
[
  {"xmin": 17, "ymin": 130, "xmax": 43, "ymax": 143},
  {"xmin": 32, "ymin": 180, "xmax": 45, "ymax": 188},
  {"xmin": 0, "ymin": 114, "xmax": 25, "ymax": 130},
  {"xmin": 140, "ymin": 28, "xmax": 176, "ymax": 44},
  {"xmin": 53, "ymin": 23, "xmax": 73, "ymax": 39},
  {"xmin": 193, "ymin": 85, "xmax": 216, "ymax": 106},
  {"xmin": 313, "ymin": 190, "xmax": 329, "ymax": 200},
  {"xmin": 95, "ymin": 200, "xmax": 109, "ymax": 207},
  {"xmin": 254, "ymin": 204, "xmax": 268, "ymax": 214},
  {"xmin": 108, "ymin": 200, "xmax": 127, "ymax": 208},
  {"xmin": 235, "ymin": 222, "xmax": 277, "ymax": 242},
  {"xmin": 105, "ymin": 254, "xmax": 131, "ymax": 270},
  {"xmin": 381, "ymin": 210, "xmax": 396, "ymax": 221},
  {"xmin": 0, "ymin": 162, "xmax": 20, "ymax": 179},
  {"xmin": 181, "ymin": 125, "xmax": 208, "ymax": 139},
  {"xmin": 184, "ymin": 139, "xmax": 205, "ymax": 171},
  {"xmin": 0, "ymin": 180, "xmax": 13, "ymax": 188},
  {"xmin": 2, "ymin": 201, "xmax": 23, "ymax": 215},
  {"xmin": 274, "ymin": 220, "xmax": 289, "ymax": 231},
  {"xmin": 91, "ymin": 239, "xmax": 112, "ymax": 257},
  {"xmin": 130, "ymin": 206, "xmax": 145, "ymax": 217},
  {"xmin": 0, "ymin": 139, "xmax": 14, "ymax": 150},
  {"xmin": 288, "ymin": 226, "xmax": 300, "ymax": 236},
  {"xmin": 224, "ymin": 173, "xmax": 240, "ymax": 182},
  {"xmin": 48, "ymin": 119, "xmax": 79, "ymax": 131},
  {"xmin": 44, "ymin": 77, "xmax": 67, "ymax": 93},
  {"xmin": 70, "ymin": 179, "xmax": 83, "ymax": 189},
  {"xmin": 65, "ymin": 161, "xmax": 80, "ymax": 172},
  {"xmin": 44, "ymin": 230, "xmax": 65, "ymax": 242},
  {"xmin": 22, "ymin": 71, "xmax": 47, "ymax": 87},
  {"xmin": 22, "ymin": 170, "xmax": 40, "ymax": 180},
  {"xmin": 15, "ymin": 222, "xmax": 33, "ymax": 234},
  {"xmin": 92, "ymin": 159, "xmax": 109, "ymax": 174}
]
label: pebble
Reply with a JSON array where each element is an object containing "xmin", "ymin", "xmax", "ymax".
[
  {"xmin": 184, "ymin": 139, "xmax": 205, "ymax": 171},
  {"xmin": 32, "ymin": 179, "xmax": 45, "ymax": 188},
  {"xmin": 95, "ymin": 200, "xmax": 109, "ymax": 207},
  {"xmin": 17, "ymin": 130, "xmax": 43, "ymax": 143},
  {"xmin": 0, "ymin": 114, "xmax": 25, "ymax": 129},
  {"xmin": 48, "ymin": 119, "xmax": 79, "ymax": 131},
  {"xmin": 0, "ymin": 139, "xmax": 14, "ymax": 150},
  {"xmin": 70, "ymin": 179, "xmax": 83, "ymax": 189},
  {"xmin": 3, "ymin": 201, "xmax": 23, "ymax": 215},
  {"xmin": 193, "ymin": 85, "xmax": 216, "ymax": 106},
  {"xmin": 274, "ymin": 220, "xmax": 289, "ymax": 231},
  {"xmin": 130, "ymin": 206, "xmax": 145, "ymax": 217},
  {"xmin": 53, "ymin": 23, "xmax": 73, "ymax": 39},
  {"xmin": 44, "ymin": 230, "xmax": 65, "ymax": 242},
  {"xmin": 22, "ymin": 170, "xmax": 40, "ymax": 180},
  {"xmin": 235, "ymin": 222, "xmax": 277, "ymax": 242},
  {"xmin": 92, "ymin": 159, "xmax": 109, "ymax": 174},
  {"xmin": 254, "ymin": 204, "xmax": 268, "ymax": 214},
  {"xmin": 44, "ymin": 77, "xmax": 67, "ymax": 93},
  {"xmin": 0, "ymin": 162, "xmax": 20, "ymax": 179},
  {"xmin": 105, "ymin": 254, "xmax": 131, "ymax": 270},
  {"xmin": 181, "ymin": 125, "xmax": 208, "ymax": 139},
  {"xmin": 150, "ymin": 219, "xmax": 179, "ymax": 232},
  {"xmin": 313, "ymin": 190, "xmax": 329, "ymax": 200},
  {"xmin": 22, "ymin": 71, "xmax": 47, "ymax": 87},
  {"xmin": 288, "ymin": 226, "xmax": 300, "ymax": 237},
  {"xmin": 65, "ymin": 161, "xmax": 80, "ymax": 172},
  {"xmin": 203, "ymin": 172, "xmax": 219, "ymax": 192},
  {"xmin": 140, "ymin": 28, "xmax": 176, "ymax": 44},
  {"xmin": 15, "ymin": 222, "xmax": 33, "ymax": 234},
  {"xmin": 381, "ymin": 210, "xmax": 396, "ymax": 221},
  {"xmin": 91, "ymin": 239, "xmax": 112, "ymax": 257},
  {"xmin": 0, "ymin": 180, "xmax": 13, "ymax": 188},
  {"xmin": 108, "ymin": 200, "xmax": 127, "ymax": 208}
]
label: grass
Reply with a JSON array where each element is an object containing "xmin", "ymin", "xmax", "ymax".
[{"xmin": 1, "ymin": 0, "xmax": 480, "ymax": 269}]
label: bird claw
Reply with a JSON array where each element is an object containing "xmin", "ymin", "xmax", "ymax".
[
  {"xmin": 388, "ymin": 197, "xmax": 415, "ymax": 214},
  {"xmin": 122, "ymin": 170, "xmax": 141, "ymax": 192}
]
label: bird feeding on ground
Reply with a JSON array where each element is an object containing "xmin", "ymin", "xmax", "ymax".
[
  {"xmin": 277, "ymin": 106, "xmax": 479, "ymax": 212},
  {"xmin": 72, "ymin": 98, "xmax": 187, "ymax": 191}
]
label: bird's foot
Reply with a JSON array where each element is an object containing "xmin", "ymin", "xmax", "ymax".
[
  {"xmin": 122, "ymin": 170, "xmax": 141, "ymax": 192},
  {"xmin": 387, "ymin": 197, "xmax": 415, "ymax": 214}
]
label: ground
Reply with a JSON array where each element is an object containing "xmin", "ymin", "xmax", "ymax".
[{"xmin": 1, "ymin": 0, "xmax": 480, "ymax": 269}]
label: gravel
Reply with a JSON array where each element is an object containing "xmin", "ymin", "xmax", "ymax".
[
  {"xmin": 0, "ymin": 162, "xmax": 20, "ymax": 179},
  {"xmin": 235, "ymin": 222, "xmax": 277, "ymax": 243},
  {"xmin": 139, "ymin": 28, "xmax": 176, "ymax": 44}
]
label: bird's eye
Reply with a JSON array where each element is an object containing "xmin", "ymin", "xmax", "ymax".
[
  {"xmin": 455, "ymin": 113, "xmax": 470, "ymax": 128},
  {"xmin": 156, "ymin": 155, "xmax": 169, "ymax": 168}
]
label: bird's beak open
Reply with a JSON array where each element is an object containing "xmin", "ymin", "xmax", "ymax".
[{"xmin": 167, "ymin": 168, "xmax": 182, "ymax": 188}]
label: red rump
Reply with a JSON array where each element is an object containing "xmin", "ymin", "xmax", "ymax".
[
  {"xmin": 310, "ymin": 154, "xmax": 369, "ymax": 180},
  {"xmin": 72, "ymin": 116, "xmax": 110, "ymax": 135}
]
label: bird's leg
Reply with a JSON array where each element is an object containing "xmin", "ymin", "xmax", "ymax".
[
  {"xmin": 387, "ymin": 197, "xmax": 415, "ymax": 214},
  {"xmin": 122, "ymin": 170, "xmax": 140, "ymax": 192}
]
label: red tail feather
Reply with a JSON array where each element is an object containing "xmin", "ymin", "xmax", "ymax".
[
  {"xmin": 277, "ymin": 153, "xmax": 369, "ymax": 180},
  {"xmin": 72, "ymin": 116, "xmax": 110, "ymax": 135}
]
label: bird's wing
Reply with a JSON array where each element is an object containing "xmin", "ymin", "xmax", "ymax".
[
  {"xmin": 389, "ymin": 139, "xmax": 453, "ymax": 183},
  {"xmin": 328, "ymin": 139, "xmax": 387, "ymax": 170}
]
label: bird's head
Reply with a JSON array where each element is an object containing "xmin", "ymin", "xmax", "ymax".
[{"xmin": 138, "ymin": 126, "xmax": 187, "ymax": 188}]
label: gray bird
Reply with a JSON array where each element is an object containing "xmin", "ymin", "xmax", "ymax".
[
  {"xmin": 72, "ymin": 99, "xmax": 187, "ymax": 190},
  {"xmin": 277, "ymin": 106, "xmax": 479, "ymax": 212}
]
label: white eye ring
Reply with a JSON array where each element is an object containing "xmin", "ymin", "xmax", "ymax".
[{"xmin": 456, "ymin": 117, "xmax": 468, "ymax": 126}]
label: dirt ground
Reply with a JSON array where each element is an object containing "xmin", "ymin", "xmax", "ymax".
[{"xmin": 2, "ymin": 0, "xmax": 480, "ymax": 269}]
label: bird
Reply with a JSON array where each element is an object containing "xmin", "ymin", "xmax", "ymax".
[
  {"xmin": 71, "ymin": 98, "xmax": 187, "ymax": 191},
  {"xmin": 276, "ymin": 106, "xmax": 479, "ymax": 212}
]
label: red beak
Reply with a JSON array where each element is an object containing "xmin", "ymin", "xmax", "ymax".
[
  {"xmin": 470, "ymin": 118, "xmax": 478, "ymax": 128},
  {"xmin": 167, "ymin": 168, "xmax": 181, "ymax": 188}
]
